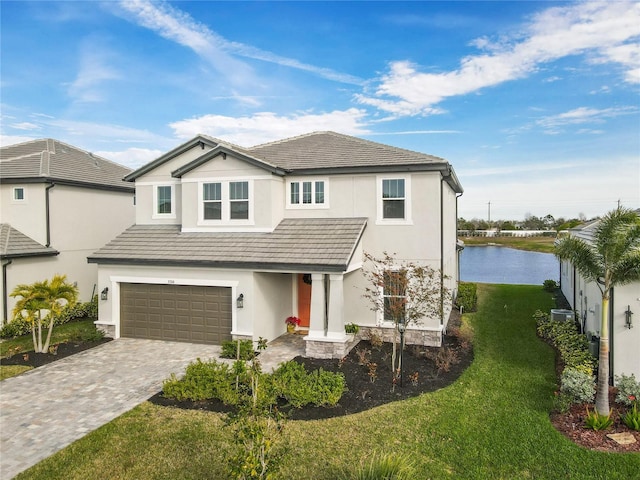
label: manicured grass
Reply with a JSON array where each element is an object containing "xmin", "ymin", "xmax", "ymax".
[
  {"xmin": 16, "ymin": 285, "xmax": 639, "ymax": 479},
  {"xmin": 0, "ymin": 319, "xmax": 98, "ymax": 358},
  {"xmin": 0, "ymin": 319, "xmax": 99, "ymax": 380},
  {"xmin": 459, "ymin": 235, "xmax": 556, "ymax": 253}
]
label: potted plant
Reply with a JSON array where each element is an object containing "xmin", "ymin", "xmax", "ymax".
[{"xmin": 285, "ymin": 316, "xmax": 301, "ymax": 333}]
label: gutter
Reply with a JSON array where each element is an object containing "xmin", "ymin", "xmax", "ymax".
[
  {"xmin": 45, "ymin": 182, "xmax": 55, "ymax": 247},
  {"xmin": 2, "ymin": 260, "xmax": 11, "ymax": 324},
  {"xmin": 440, "ymin": 171, "xmax": 444, "ymax": 325}
]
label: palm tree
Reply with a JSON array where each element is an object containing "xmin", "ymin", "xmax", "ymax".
[
  {"xmin": 555, "ymin": 208, "xmax": 640, "ymax": 415},
  {"xmin": 10, "ymin": 275, "xmax": 78, "ymax": 353}
]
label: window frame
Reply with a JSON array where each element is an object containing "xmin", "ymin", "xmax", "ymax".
[
  {"xmin": 152, "ymin": 184, "xmax": 176, "ymax": 219},
  {"xmin": 376, "ymin": 175, "xmax": 412, "ymax": 225},
  {"xmin": 198, "ymin": 179, "xmax": 253, "ymax": 225},
  {"xmin": 286, "ymin": 178, "xmax": 329, "ymax": 209},
  {"xmin": 12, "ymin": 186, "xmax": 26, "ymax": 203},
  {"xmin": 381, "ymin": 268, "xmax": 408, "ymax": 323}
]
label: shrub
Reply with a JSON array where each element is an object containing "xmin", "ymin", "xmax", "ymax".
[
  {"xmin": 584, "ymin": 407, "xmax": 613, "ymax": 431},
  {"xmin": 308, "ymin": 368, "xmax": 346, "ymax": 407},
  {"xmin": 163, "ymin": 359, "xmax": 240, "ymax": 404},
  {"xmin": 0, "ymin": 316, "xmax": 32, "ymax": 338},
  {"xmin": 614, "ymin": 374, "xmax": 640, "ymax": 406},
  {"xmin": 543, "ymin": 279, "xmax": 558, "ymax": 292},
  {"xmin": 553, "ymin": 391, "xmax": 573, "ymax": 414},
  {"xmin": 221, "ymin": 339, "xmax": 255, "ymax": 360},
  {"xmin": 456, "ymin": 282, "xmax": 477, "ymax": 312},
  {"xmin": 271, "ymin": 361, "xmax": 316, "ymax": 408},
  {"xmin": 345, "ymin": 323, "xmax": 359, "ymax": 334},
  {"xmin": 560, "ymin": 368, "xmax": 595, "ymax": 404},
  {"xmin": 535, "ymin": 313, "xmax": 596, "ymax": 373},
  {"xmin": 622, "ymin": 401, "xmax": 640, "ymax": 431}
]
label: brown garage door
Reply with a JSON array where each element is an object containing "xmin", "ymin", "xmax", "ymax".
[{"xmin": 120, "ymin": 283, "xmax": 232, "ymax": 344}]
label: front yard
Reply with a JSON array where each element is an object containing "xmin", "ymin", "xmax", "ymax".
[{"xmin": 15, "ymin": 285, "xmax": 640, "ymax": 479}]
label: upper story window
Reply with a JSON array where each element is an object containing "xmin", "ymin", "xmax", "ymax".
[
  {"xmin": 377, "ymin": 175, "xmax": 412, "ymax": 225},
  {"xmin": 157, "ymin": 186, "xmax": 173, "ymax": 214},
  {"xmin": 13, "ymin": 187, "xmax": 25, "ymax": 202},
  {"xmin": 287, "ymin": 179, "xmax": 328, "ymax": 209},
  {"xmin": 200, "ymin": 180, "xmax": 251, "ymax": 223}
]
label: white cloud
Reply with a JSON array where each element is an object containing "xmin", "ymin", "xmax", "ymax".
[
  {"xmin": 9, "ymin": 122, "xmax": 41, "ymax": 131},
  {"xmin": 169, "ymin": 108, "xmax": 371, "ymax": 146},
  {"xmin": 357, "ymin": 1, "xmax": 640, "ymax": 116},
  {"xmin": 0, "ymin": 134, "xmax": 38, "ymax": 147},
  {"xmin": 94, "ymin": 147, "xmax": 163, "ymax": 169},
  {"xmin": 67, "ymin": 40, "xmax": 121, "ymax": 103},
  {"xmin": 536, "ymin": 106, "xmax": 638, "ymax": 129},
  {"xmin": 116, "ymin": 0, "xmax": 362, "ymax": 86}
]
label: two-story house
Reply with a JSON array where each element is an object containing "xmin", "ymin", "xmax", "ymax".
[
  {"xmin": 559, "ymin": 211, "xmax": 640, "ymax": 382},
  {"xmin": 89, "ymin": 132, "xmax": 463, "ymax": 358},
  {"xmin": 0, "ymin": 139, "xmax": 135, "ymax": 324}
]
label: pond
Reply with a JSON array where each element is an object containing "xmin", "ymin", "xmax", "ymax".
[{"xmin": 460, "ymin": 246, "xmax": 559, "ymax": 285}]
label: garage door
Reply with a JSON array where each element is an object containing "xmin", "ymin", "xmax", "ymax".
[{"xmin": 120, "ymin": 283, "xmax": 232, "ymax": 345}]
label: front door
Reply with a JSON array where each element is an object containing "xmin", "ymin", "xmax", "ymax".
[{"xmin": 297, "ymin": 274, "xmax": 312, "ymax": 327}]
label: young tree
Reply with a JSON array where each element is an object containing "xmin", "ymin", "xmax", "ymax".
[
  {"xmin": 10, "ymin": 274, "xmax": 79, "ymax": 353},
  {"xmin": 362, "ymin": 252, "xmax": 451, "ymax": 377},
  {"xmin": 555, "ymin": 208, "xmax": 640, "ymax": 415}
]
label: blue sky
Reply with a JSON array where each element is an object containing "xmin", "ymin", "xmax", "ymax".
[{"xmin": 1, "ymin": 1, "xmax": 638, "ymax": 221}]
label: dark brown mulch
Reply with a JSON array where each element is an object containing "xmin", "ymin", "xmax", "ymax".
[
  {"xmin": 550, "ymin": 389, "xmax": 640, "ymax": 453},
  {"xmin": 0, "ymin": 338, "xmax": 112, "ymax": 368},
  {"xmin": 149, "ymin": 309, "xmax": 473, "ymax": 420}
]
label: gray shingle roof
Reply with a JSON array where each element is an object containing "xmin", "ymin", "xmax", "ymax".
[
  {"xmin": 0, "ymin": 224, "xmax": 59, "ymax": 259},
  {"xmin": 88, "ymin": 218, "xmax": 367, "ymax": 272},
  {"xmin": 248, "ymin": 131, "xmax": 447, "ymax": 170},
  {"xmin": 0, "ymin": 139, "xmax": 133, "ymax": 191}
]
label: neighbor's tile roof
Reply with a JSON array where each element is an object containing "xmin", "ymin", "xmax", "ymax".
[
  {"xmin": 88, "ymin": 218, "xmax": 367, "ymax": 272},
  {"xmin": 0, "ymin": 224, "xmax": 59, "ymax": 259},
  {"xmin": 247, "ymin": 131, "xmax": 447, "ymax": 171},
  {"xmin": 0, "ymin": 139, "xmax": 133, "ymax": 191}
]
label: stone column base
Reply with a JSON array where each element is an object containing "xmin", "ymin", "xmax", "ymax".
[
  {"xmin": 95, "ymin": 322, "xmax": 115, "ymax": 339},
  {"xmin": 304, "ymin": 334, "xmax": 359, "ymax": 359},
  {"xmin": 359, "ymin": 326, "xmax": 442, "ymax": 347}
]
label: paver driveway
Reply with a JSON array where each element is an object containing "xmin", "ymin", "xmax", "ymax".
[{"xmin": 0, "ymin": 338, "xmax": 222, "ymax": 480}]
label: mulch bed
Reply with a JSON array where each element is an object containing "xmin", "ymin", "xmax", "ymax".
[
  {"xmin": 0, "ymin": 338, "xmax": 112, "ymax": 368},
  {"xmin": 149, "ymin": 309, "xmax": 473, "ymax": 421}
]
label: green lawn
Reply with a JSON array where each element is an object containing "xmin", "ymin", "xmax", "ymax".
[
  {"xmin": 459, "ymin": 235, "xmax": 556, "ymax": 253},
  {"xmin": 0, "ymin": 319, "xmax": 100, "ymax": 381},
  {"xmin": 16, "ymin": 285, "xmax": 640, "ymax": 479}
]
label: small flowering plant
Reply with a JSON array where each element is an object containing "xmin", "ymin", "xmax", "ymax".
[{"xmin": 285, "ymin": 316, "xmax": 301, "ymax": 327}]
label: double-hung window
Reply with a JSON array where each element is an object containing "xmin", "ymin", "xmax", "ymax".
[
  {"xmin": 203, "ymin": 182, "xmax": 222, "ymax": 220},
  {"xmin": 377, "ymin": 175, "xmax": 411, "ymax": 224},
  {"xmin": 229, "ymin": 181, "xmax": 249, "ymax": 220},
  {"xmin": 200, "ymin": 180, "xmax": 250, "ymax": 223},
  {"xmin": 383, "ymin": 269, "xmax": 407, "ymax": 322},
  {"xmin": 288, "ymin": 179, "xmax": 328, "ymax": 208}
]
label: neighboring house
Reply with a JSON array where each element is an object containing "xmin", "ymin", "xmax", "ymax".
[
  {"xmin": 0, "ymin": 139, "xmax": 135, "ymax": 324},
  {"xmin": 558, "ymin": 210, "xmax": 640, "ymax": 382},
  {"xmin": 89, "ymin": 132, "xmax": 463, "ymax": 358}
]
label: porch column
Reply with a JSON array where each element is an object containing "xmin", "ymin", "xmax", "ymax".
[
  {"xmin": 326, "ymin": 274, "xmax": 347, "ymax": 340},
  {"xmin": 307, "ymin": 273, "xmax": 326, "ymax": 339}
]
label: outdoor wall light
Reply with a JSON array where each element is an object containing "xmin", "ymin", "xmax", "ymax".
[
  {"xmin": 237, "ymin": 293, "xmax": 244, "ymax": 309},
  {"xmin": 625, "ymin": 305, "xmax": 633, "ymax": 329},
  {"xmin": 101, "ymin": 287, "xmax": 109, "ymax": 300}
]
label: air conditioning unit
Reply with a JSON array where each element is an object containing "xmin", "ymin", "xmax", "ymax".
[{"xmin": 550, "ymin": 309, "xmax": 574, "ymax": 322}]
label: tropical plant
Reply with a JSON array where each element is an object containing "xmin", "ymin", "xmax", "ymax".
[
  {"xmin": 362, "ymin": 252, "xmax": 450, "ymax": 377},
  {"xmin": 622, "ymin": 397, "xmax": 640, "ymax": 431},
  {"xmin": 584, "ymin": 406, "xmax": 614, "ymax": 431},
  {"xmin": 10, "ymin": 275, "xmax": 79, "ymax": 353},
  {"xmin": 555, "ymin": 208, "xmax": 640, "ymax": 415}
]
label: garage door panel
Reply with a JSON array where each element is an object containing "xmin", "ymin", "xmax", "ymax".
[{"xmin": 120, "ymin": 283, "xmax": 232, "ymax": 345}]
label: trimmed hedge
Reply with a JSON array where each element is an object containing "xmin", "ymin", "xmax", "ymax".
[{"xmin": 456, "ymin": 282, "xmax": 477, "ymax": 312}]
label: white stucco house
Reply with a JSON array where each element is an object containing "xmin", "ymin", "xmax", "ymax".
[
  {"xmin": 89, "ymin": 132, "xmax": 463, "ymax": 358},
  {"xmin": 559, "ymin": 211, "xmax": 640, "ymax": 382},
  {"xmin": 0, "ymin": 139, "xmax": 135, "ymax": 324}
]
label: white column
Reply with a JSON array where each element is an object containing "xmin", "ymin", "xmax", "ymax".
[
  {"xmin": 306, "ymin": 273, "xmax": 326, "ymax": 339},
  {"xmin": 326, "ymin": 274, "xmax": 347, "ymax": 340}
]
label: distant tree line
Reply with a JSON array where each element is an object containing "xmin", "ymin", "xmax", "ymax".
[{"xmin": 458, "ymin": 213, "xmax": 589, "ymax": 233}]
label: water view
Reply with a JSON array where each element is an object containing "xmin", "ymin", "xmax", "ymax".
[{"xmin": 460, "ymin": 246, "xmax": 559, "ymax": 285}]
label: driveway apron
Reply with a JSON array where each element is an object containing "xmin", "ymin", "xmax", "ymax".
[{"xmin": 0, "ymin": 338, "xmax": 222, "ymax": 480}]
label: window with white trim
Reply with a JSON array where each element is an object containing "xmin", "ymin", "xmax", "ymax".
[
  {"xmin": 377, "ymin": 175, "xmax": 411, "ymax": 224},
  {"xmin": 200, "ymin": 180, "xmax": 251, "ymax": 223},
  {"xmin": 13, "ymin": 187, "xmax": 25, "ymax": 201},
  {"xmin": 383, "ymin": 269, "xmax": 407, "ymax": 322},
  {"xmin": 156, "ymin": 185, "xmax": 173, "ymax": 215},
  {"xmin": 287, "ymin": 179, "xmax": 328, "ymax": 208}
]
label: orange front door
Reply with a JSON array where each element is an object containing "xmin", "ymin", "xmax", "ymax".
[{"xmin": 297, "ymin": 274, "xmax": 312, "ymax": 327}]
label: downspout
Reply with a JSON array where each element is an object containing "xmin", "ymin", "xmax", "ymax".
[
  {"xmin": 456, "ymin": 192, "xmax": 464, "ymax": 285},
  {"xmin": 45, "ymin": 182, "xmax": 55, "ymax": 247},
  {"xmin": 440, "ymin": 173, "xmax": 444, "ymax": 325},
  {"xmin": 2, "ymin": 260, "xmax": 12, "ymax": 324}
]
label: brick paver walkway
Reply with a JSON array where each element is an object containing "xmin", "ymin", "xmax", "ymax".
[{"xmin": 0, "ymin": 339, "xmax": 222, "ymax": 480}]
